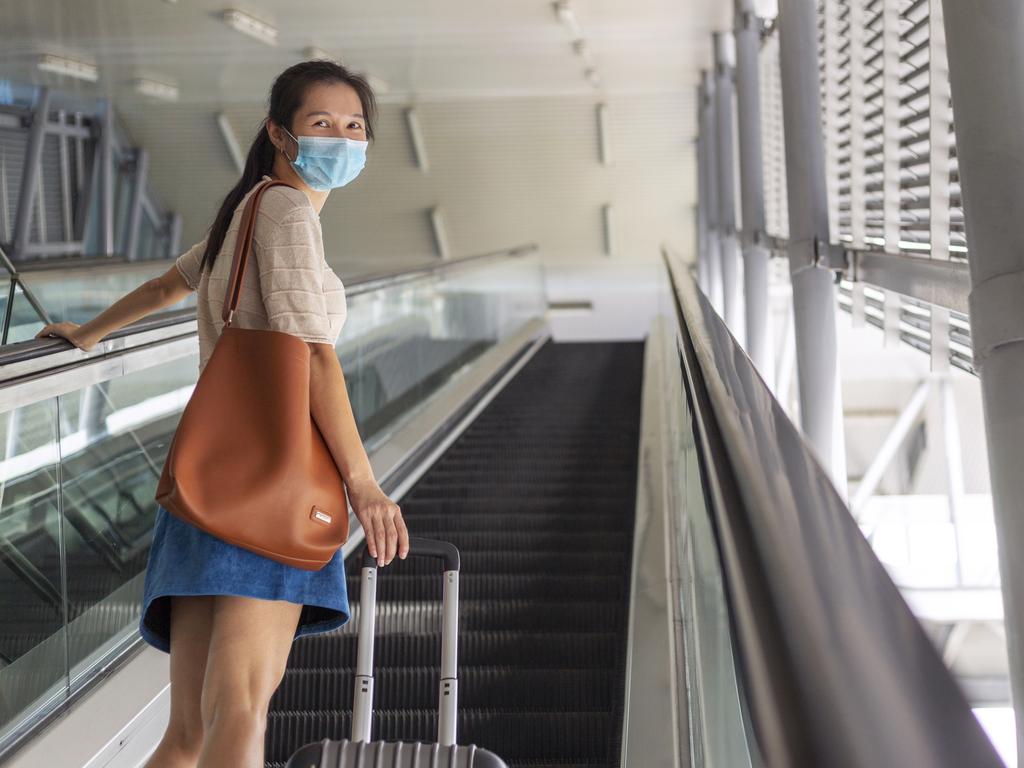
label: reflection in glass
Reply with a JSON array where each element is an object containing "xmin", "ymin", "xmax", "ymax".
[
  {"xmin": 0, "ymin": 399, "xmax": 69, "ymax": 745},
  {"xmin": 0, "ymin": 249, "xmax": 546, "ymax": 751}
]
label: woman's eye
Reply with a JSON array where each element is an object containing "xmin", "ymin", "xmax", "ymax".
[
  {"xmin": 350, "ymin": 123, "xmax": 363, "ymax": 130},
  {"xmin": 315, "ymin": 120, "xmax": 329, "ymax": 127}
]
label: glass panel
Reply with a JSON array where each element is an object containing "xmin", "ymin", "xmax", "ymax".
[
  {"xmin": 0, "ymin": 398, "xmax": 69, "ymax": 746},
  {"xmin": 675, "ymin": 360, "xmax": 757, "ymax": 767},
  {"xmin": 344, "ymin": 253, "xmax": 546, "ymax": 448},
  {"xmin": 3, "ymin": 279, "xmax": 49, "ymax": 345},
  {"xmin": 58, "ymin": 353, "xmax": 198, "ymax": 685},
  {"xmin": 0, "ymin": 251, "xmax": 546, "ymax": 750},
  {"xmin": 19, "ymin": 262, "xmax": 190, "ymax": 329}
]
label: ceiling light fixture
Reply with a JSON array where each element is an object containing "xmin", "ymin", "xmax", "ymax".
[
  {"xmin": 134, "ymin": 77, "xmax": 178, "ymax": 101},
  {"xmin": 366, "ymin": 74, "xmax": 390, "ymax": 94},
  {"xmin": 221, "ymin": 9, "xmax": 278, "ymax": 46},
  {"xmin": 304, "ymin": 46, "xmax": 335, "ymax": 62},
  {"xmin": 552, "ymin": 1, "xmax": 582, "ymax": 39},
  {"xmin": 37, "ymin": 53, "xmax": 98, "ymax": 82},
  {"xmin": 572, "ymin": 39, "xmax": 595, "ymax": 68}
]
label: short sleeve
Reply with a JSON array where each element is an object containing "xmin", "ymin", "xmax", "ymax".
[
  {"xmin": 255, "ymin": 205, "xmax": 332, "ymax": 344},
  {"xmin": 174, "ymin": 236, "xmax": 208, "ymax": 291}
]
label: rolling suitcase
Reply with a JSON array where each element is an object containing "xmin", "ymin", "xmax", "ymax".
[{"xmin": 285, "ymin": 536, "xmax": 508, "ymax": 768}]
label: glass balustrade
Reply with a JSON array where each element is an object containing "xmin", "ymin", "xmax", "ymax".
[{"xmin": 0, "ymin": 249, "xmax": 545, "ymax": 753}]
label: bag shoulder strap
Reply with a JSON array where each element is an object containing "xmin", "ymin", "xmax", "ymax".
[{"xmin": 220, "ymin": 178, "xmax": 298, "ymax": 326}]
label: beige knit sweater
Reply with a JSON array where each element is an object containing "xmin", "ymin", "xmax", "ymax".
[{"xmin": 174, "ymin": 175, "xmax": 348, "ymax": 375}]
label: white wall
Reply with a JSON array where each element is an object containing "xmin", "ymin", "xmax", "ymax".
[{"xmin": 132, "ymin": 93, "xmax": 697, "ymax": 276}]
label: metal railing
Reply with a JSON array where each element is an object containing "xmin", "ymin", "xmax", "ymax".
[{"xmin": 663, "ymin": 249, "xmax": 1001, "ymax": 767}]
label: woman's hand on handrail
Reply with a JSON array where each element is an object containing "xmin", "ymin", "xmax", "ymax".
[{"xmin": 35, "ymin": 320, "xmax": 101, "ymax": 352}]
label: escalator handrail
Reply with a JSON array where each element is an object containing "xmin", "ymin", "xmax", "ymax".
[
  {"xmin": 1, "ymin": 242, "xmax": 538, "ymax": 370},
  {"xmin": 662, "ymin": 251, "xmax": 1002, "ymax": 768}
]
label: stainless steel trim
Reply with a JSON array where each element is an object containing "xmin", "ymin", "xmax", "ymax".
[
  {"xmin": 620, "ymin": 314, "xmax": 687, "ymax": 768},
  {"xmin": 851, "ymin": 248, "xmax": 971, "ymax": 313}
]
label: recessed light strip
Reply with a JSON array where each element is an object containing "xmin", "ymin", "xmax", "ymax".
[{"xmin": 221, "ymin": 9, "xmax": 278, "ymax": 46}]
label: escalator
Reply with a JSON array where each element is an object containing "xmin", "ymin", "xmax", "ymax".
[{"xmin": 265, "ymin": 340, "xmax": 645, "ymax": 768}]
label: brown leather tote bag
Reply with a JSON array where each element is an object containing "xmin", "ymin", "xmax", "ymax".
[{"xmin": 155, "ymin": 178, "xmax": 349, "ymax": 570}]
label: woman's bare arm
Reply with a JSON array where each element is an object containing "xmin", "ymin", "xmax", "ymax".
[
  {"xmin": 35, "ymin": 266, "xmax": 195, "ymax": 351},
  {"xmin": 308, "ymin": 344, "xmax": 410, "ymax": 566}
]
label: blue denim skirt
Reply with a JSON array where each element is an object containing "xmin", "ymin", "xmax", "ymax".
[{"xmin": 139, "ymin": 504, "xmax": 350, "ymax": 654}]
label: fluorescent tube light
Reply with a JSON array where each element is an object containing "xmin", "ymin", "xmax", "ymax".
[
  {"xmin": 304, "ymin": 46, "xmax": 334, "ymax": 61},
  {"xmin": 597, "ymin": 102, "xmax": 610, "ymax": 165},
  {"xmin": 429, "ymin": 206, "xmax": 450, "ymax": 260},
  {"xmin": 602, "ymin": 203, "xmax": 614, "ymax": 256},
  {"xmin": 552, "ymin": 1, "xmax": 582, "ymax": 38},
  {"xmin": 405, "ymin": 107, "xmax": 429, "ymax": 172},
  {"xmin": 134, "ymin": 77, "xmax": 178, "ymax": 101},
  {"xmin": 367, "ymin": 74, "xmax": 390, "ymax": 94},
  {"xmin": 216, "ymin": 112, "xmax": 245, "ymax": 174},
  {"xmin": 37, "ymin": 53, "xmax": 98, "ymax": 82},
  {"xmin": 222, "ymin": 9, "xmax": 278, "ymax": 46}
]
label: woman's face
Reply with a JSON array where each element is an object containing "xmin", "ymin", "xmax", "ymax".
[{"xmin": 276, "ymin": 80, "xmax": 367, "ymax": 162}]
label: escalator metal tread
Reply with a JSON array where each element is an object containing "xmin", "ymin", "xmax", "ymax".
[{"xmin": 264, "ymin": 340, "xmax": 644, "ymax": 768}]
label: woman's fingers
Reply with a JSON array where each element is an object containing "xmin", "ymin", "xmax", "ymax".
[
  {"xmin": 384, "ymin": 512, "xmax": 398, "ymax": 563},
  {"xmin": 394, "ymin": 509, "xmax": 409, "ymax": 559},
  {"xmin": 374, "ymin": 509, "xmax": 387, "ymax": 567}
]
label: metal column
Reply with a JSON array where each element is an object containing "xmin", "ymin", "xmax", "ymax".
[
  {"xmin": 13, "ymin": 87, "xmax": 50, "ymax": 260},
  {"xmin": 696, "ymin": 124, "xmax": 709, "ymax": 295},
  {"xmin": 700, "ymin": 70, "xmax": 723, "ymax": 313},
  {"xmin": 777, "ymin": 0, "xmax": 847, "ymax": 491},
  {"xmin": 734, "ymin": 1, "xmax": 772, "ymax": 380},
  {"xmin": 714, "ymin": 32, "xmax": 744, "ymax": 342},
  {"xmin": 100, "ymin": 98, "xmax": 115, "ymax": 257},
  {"xmin": 941, "ymin": 0, "xmax": 1024, "ymax": 751},
  {"xmin": 125, "ymin": 147, "xmax": 148, "ymax": 262}
]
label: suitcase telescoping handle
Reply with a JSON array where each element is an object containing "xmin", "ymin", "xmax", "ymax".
[{"xmin": 352, "ymin": 537, "xmax": 461, "ymax": 747}]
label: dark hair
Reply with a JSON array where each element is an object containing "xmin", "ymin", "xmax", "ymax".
[{"xmin": 197, "ymin": 60, "xmax": 377, "ymax": 274}]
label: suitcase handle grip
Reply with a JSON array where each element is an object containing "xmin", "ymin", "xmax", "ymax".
[{"xmin": 361, "ymin": 536, "xmax": 460, "ymax": 571}]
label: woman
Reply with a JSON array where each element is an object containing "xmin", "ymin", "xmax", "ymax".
[{"xmin": 35, "ymin": 60, "xmax": 410, "ymax": 767}]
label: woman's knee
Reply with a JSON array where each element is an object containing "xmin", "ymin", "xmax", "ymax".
[{"xmin": 199, "ymin": 595, "xmax": 301, "ymax": 730}]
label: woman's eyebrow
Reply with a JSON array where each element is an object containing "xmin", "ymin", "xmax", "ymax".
[{"xmin": 305, "ymin": 111, "xmax": 365, "ymax": 119}]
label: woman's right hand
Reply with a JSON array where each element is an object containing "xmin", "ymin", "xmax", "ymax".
[
  {"xmin": 346, "ymin": 479, "xmax": 409, "ymax": 567},
  {"xmin": 35, "ymin": 321, "xmax": 98, "ymax": 352}
]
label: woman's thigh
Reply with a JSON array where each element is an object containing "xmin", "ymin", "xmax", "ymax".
[{"xmin": 200, "ymin": 595, "xmax": 303, "ymax": 719}]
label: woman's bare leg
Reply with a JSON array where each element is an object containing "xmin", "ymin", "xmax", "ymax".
[
  {"xmin": 144, "ymin": 595, "xmax": 215, "ymax": 767},
  {"xmin": 196, "ymin": 595, "xmax": 302, "ymax": 767}
]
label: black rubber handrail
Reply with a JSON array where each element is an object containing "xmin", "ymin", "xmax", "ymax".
[{"xmin": 662, "ymin": 250, "xmax": 1002, "ymax": 768}]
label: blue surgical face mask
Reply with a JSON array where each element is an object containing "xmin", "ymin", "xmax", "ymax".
[{"xmin": 282, "ymin": 126, "xmax": 368, "ymax": 191}]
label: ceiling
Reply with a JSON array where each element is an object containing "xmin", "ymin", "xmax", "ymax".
[{"xmin": 0, "ymin": 0, "xmax": 739, "ymax": 108}]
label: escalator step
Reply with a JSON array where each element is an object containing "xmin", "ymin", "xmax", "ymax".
[
  {"xmin": 345, "ymin": 573, "xmax": 625, "ymax": 602},
  {"xmin": 264, "ymin": 340, "xmax": 643, "ymax": 768},
  {"xmin": 335, "ymin": 600, "xmax": 625, "ymax": 635},
  {"xmin": 398, "ymin": 512, "xmax": 631, "ymax": 534},
  {"xmin": 344, "ymin": 551, "xmax": 627, "ymax": 577},
  {"xmin": 272, "ymin": 667, "xmax": 618, "ymax": 710},
  {"xmin": 285, "ymin": 631, "xmax": 621, "ymax": 670}
]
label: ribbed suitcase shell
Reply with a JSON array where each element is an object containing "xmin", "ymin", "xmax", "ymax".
[
  {"xmin": 285, "ymin": 537, "xmax": 508, "ymax": 768},
  {"xmin": 287, "ymin": 738, "xmax": 506, "ymax": 767}
]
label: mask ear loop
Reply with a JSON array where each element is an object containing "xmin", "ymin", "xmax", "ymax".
[{"xmin": 278, "ymin": 123, "xmax": 300, "ymax": 163}]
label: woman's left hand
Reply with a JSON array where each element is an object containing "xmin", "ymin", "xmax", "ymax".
[
  {"xmin": 35, "ymin": 321, "xmax": 97, "ymax": 352},
  {"xmin": 347, "ymin": 479, "xmax": 409, "ymax": 567}
]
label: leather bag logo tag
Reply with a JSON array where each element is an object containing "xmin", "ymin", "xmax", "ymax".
[{"xmin": 310, "ymin": 506, "xmax": 332, "ymax": 525}]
